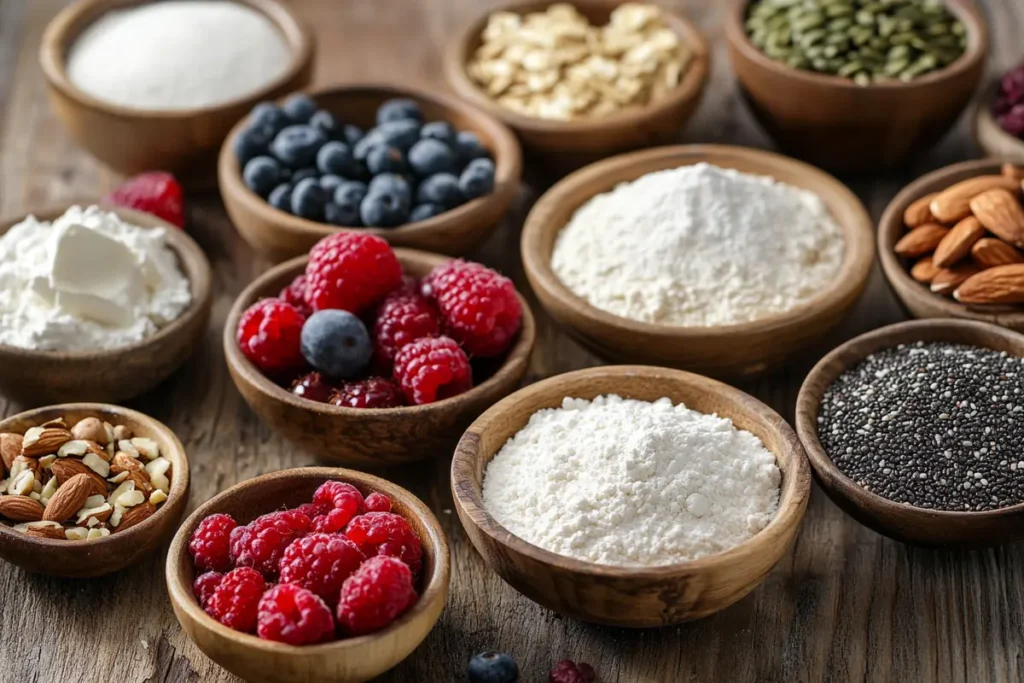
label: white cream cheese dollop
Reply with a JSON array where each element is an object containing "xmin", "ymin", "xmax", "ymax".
[{"xmin": 0, "ymin": 205, "xmax": 192, "ymax": 351}]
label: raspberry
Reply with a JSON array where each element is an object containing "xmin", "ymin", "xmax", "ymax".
[
  {"xmin": 188, "ymin": 513, "xmax": 238, "ymax": 572},
  {"xmin": 310, "ymin": 508, "xmax": 353, "ymax": 534},
  {"xmin": 237, "ymin": 299, "xmax": 306, "ymax": 375},
  {"xmin": 392, "ymin": 336, "xmax": 472, "ymax": 405},
  {"xmin": 290, "ymin": 371, "xmax": 335, "ymax": 403},
  {"xmin": 257, "ymin": 584, "xmax": 335, "ymax": 645},
  {"xmin": 231, "ymin": 509, "xmax": 312, "ymax": 578},
  {"xmin": 549, "ymin": 660, "xmax": 596, "ymax": 683},
  {"xmin": 336, "ymin": 556, "xmax": 417, "ymax": 636},
  {"xmin": 278, "ymin": 532, "xmax": 364, "ymax": 605},
  {"xmin": 105, "ymin": 171, "xmax": 185, "ymax": 228},
  {"xmin": 344, "ymin": 511, "xmax": 422, "ymax": 575},
  {"xmin": 280, "ymin": 274, "xmax": 312, "ymax": 315},
  {"xmin": 192, "ymin": 571, "xmax": 224, "ymax": 607},
  {"xmin": 295, "ymin": 503, "xmax": 319, "ymax": 519},
  {"xmin": 330, "ymin": 378, "xmax": 405, "ymax": 409},
  {"xmin": 422, "ymin": 260, "xmax": 521, "ymax": 357},
  {"xmin": 372, "ymin": 293, "xmax": 441, "ymax": 370},
  {"xmin": 204, "ymin": 567, "xmax": 266, "ymax": 633},
  {"xmin": 364, "ymin": 492, "xmax": 392, "ymax": 513},
  {"xmin": 304, "ymin": 233, "xmax": 402, "ymax": 314},
  {"xmin": 313, "ymin": 481, "xmax": 365, "ymax": 520}
]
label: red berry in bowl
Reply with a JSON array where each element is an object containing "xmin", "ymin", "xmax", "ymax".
[
  {"xmin": 105, "ymin": 171, "xmax": 185, "ymax": 228},
  {"xmin": 336, "ymin": 555, "xmax": 417, "ymax": 636},
  {"xmin": 312, "ymin": 481, "xmax": 365, "ymax": 519},
  {"xmin": 422, "ymin": 260, "xmax": 521, "ymax": 357},
  {"xmin": 304, "ymin": 232, "xmax": 402, "ymax": 313},
  {"xmin": 237, "ymin": 299, "xmax": 306, "ymax": 375},
  {"xmin": 393, "ymin": 335, "xmax": 472, "ymax": 405},
  {"xmin": 204, "ymin": 567, "xmax": 266, "ymax": 633},
  {"xmin": 280, "ymin": 274, "xmax": 312, "ymax": 315},
  {"xmin": 231, "ymin": 509, "xmax": 312, "ymax": 578},
  {"xmin": 290, "ymin": 371, "xmax": 335, "ymax": 403},
  {"xmin": 372, "ymin": 293, "xmax": 441, "ymax": 370},
  {"xmin": 345, "ymin": 511, "xmax": 422, "ymax": 575},
  {"xmin": 330, "ymin": 377, "xmax": 404, "ymax": 409},
  {"xmin": 257, "ymin": 583, "xmax": 335, "ymax": 645},
  {"xmin": 278, "ymin": 532, "xmax": 364, "ymax": 606},
  {"xmin": 188, "ymin": 513, "xmax": 238, "ymax": 572},
  {"xmin": 192, "ymin": 571, "xmax": 224, "ymax": 608},
  {"xmin": 364, "ymin": 492, "xmax": 392, "ymax": 513}
]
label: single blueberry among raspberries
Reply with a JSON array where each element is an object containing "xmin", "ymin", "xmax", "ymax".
[
  {"xmin": 366, "ymin": 146, "xmax": 406, "ymax": 175},
  {"xmin": 267, "ymin": 183, "xmax": 293, "ymax": 212},
  {"xmin": 467, "ymin": 651, "xmax": 519, "ymax": 683},
  {"xmin": 316, "ymin": 141, "xmax": 361, "ymax": 178},
  {"xmin": 374, "ymin": 119, "xmax": 422, "ymax": 151},
  {"xmin": 282, "ymin": 93, "xmax": 318, "ymax": 123},
  {"xmin": 319, "ymin": 174, "xmax": 344, "ymax": 193},
  {"xmin": 459, "ymin": 158, "xmax": 496, "ymax": 200},
  {"xmin": 342, "ymin": 124, "xmax": 364, "ymax": 146},
  {"xmin": 420, "ymin": 121, "xmax": 457, "ymax": 146},
  {"xmin": 234, "ymin": 123, "xmax": 276, "ymax": 166},
  {"xmin": 334, "ymin": 180, "xmax": 369, "ymax": 207},
  {"xmin": 368, "ymin": 173, "xmax": 412, "ymax": 206},
  {"xmin": 455, "ymin": 130, "xmax": 489, "ymax": 164},
  {"xmin": 300, "ymin": 310, "xmax": 373, "ymax": 379},
  {"xmin": 290, "ymin": 178, "xmax": 328, "ymax": 221},
  {"xmin": 291, "ymin": 167, "xmax": 319, "ymax": 184},
  {"xmin": 376, "ymin": 98, "xmax": 423, "ymax": 125},
  {"xmin": 408, "ymin": 139, "xmax": 458, "ymax": 178},
  {"xmin": 416, "ymin": 173, "xmax": 462, "ymax": 209},
  {"xmin": 242, "ymin": 156, "xmax": 281, "ymax": 197},
  {"xmin": 270, "ymin": 125, "xmax": 326, "ymax": 168},
  {"xmin": 324, "ymin": 201, "xmax": 359, "ymax": 226},
  {"xmin": 249, "ymin": 102, "xmax": 290, "ymax": 134},
  {"xmin": 410, "ymin": 203, "xmax": 444, "ymax": 222},
  {"xmin": 308, "ymin": 109, "xmax": 341, "ymax": 140},
  {"xmin": 360, "ymin": 190, "xmax": 410, "ymax": 228}
]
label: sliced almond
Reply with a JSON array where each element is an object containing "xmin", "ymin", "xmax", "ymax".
[
  {"xmin": 145, "ymin": 457, "xmax": 171, "ymax": 494},
  {"xmin": 115, "ymin": 502, "xmax": 155, "ymax": 532},
  {"xmin": 76, "ymin": 502, "xmax": 113, "ymax": 527},
  {"xmin": 149, "ymin": 490, "xmax": 168, "ymax": 506},
  {"xmin": 39, "ymin": 477, "xmax": 58, "ymax": 505},
  {"xmin": 972, "ymin": 238, "xmax": 1024, "ymax": 268},
  {"xmin": 82, "ymin": 452, "xmax": 110, "ymax": 478},
  {"xmin": 0, "ymin": 433, "xmax": 22, "ymax": 473},
  {"xmin": 108, "ymin": 471, "xmax": 129, "ymax": 484},
  {"xmin": 113, "ymin": 425, "xmax": 133, "ymax": 441},
  {"xmin": 930, "ymin": 263, "xmax": 982, "ymax": 296},
  {"xmin": 57, "ymin": 440, "xmax": 91, "ymax": 458},
  {"xmin": 903, "ymin": 192, "xmax": 940, "ymax": 228},
  {"xmin": 9, "ymin": 469, "xmax": 36, "ymax": 496},
  {"xmin": 954, "ymin": 264, "xmax": 1024, "ymax": 304},
  {"xmin": 23, "ymin": 520, "xmax": 66, "ymax": 540},
  {"xmin": 22, "ymin": 427, "xmax": 73, "ymax": 458},
  {"xmin": 87, "ymin": 528, "xmax": 111, "ymax": 540},
  {"xmin": 970, "ymin": 189, "xmax": 1024, "ymax": 247},
  {"xmin": 933, "ymin": 216, "xmax": 987, "ymax": 268},
  {"xmin": 894, "ymin": 223, "xmax": 949, "ymax": 258},
  {"xmin": 130, "ymin": 438, "xmax": 160, "ymax": 461},
  {"xmin": 0, "ymin": 495, "xmax": 44, "ymax": 522},
  {"xmin": 115, "ymin": 490, "xmax": 146, "ymax": 508},
  {"xmin": 930, "ymin": 175, "xmax": 1021, "ymax": 223},
  {"xmin": 910, "ymin": 256, "xmax": 940, "ymax": 283},
  {"xmin": 42, "ymin": 474, "xmax": 94, "ymax": 523},
  {"xmin": 65, "ymin": 527, "xmax": 89, "ymax": 541}
]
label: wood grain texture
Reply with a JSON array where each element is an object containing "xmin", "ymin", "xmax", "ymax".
[{"xmin": 1, "ymin": 0, "xmax": 1023, "ymax": 682}]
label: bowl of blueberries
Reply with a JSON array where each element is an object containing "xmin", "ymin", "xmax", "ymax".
[{"xmin": 218, "ymin": 84, "xmax": 523, "ymax": 261}]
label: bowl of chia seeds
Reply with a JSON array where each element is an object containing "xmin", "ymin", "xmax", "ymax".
[{"xmin": 796, "ymin": 319, "xmax": 1024, "ymax": 547}]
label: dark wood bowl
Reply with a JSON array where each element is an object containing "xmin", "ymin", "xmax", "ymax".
[
  {"xmin": 725, "ymin": 0, "xmax": 987, "ymax": 171},
  {"xmin": 219, "ymin": 84, "xmax": 523, "ymax": 262},
  {"xmin": 40, "ymin": 0, "xmax": 314, "ymax": 185},
  {"xmin": 224, "ymin": 250, "xmax": 535, "ymax": 467},
  {"xmin": 451, "ymin": 365, "xmax": 811, "ymax": 627},
  {"xmin": 878, "ymin": 158, "xmax": 1024, "ymax": 331},
  {"xmin": 0, "ymin": 403, "xmax": 190, "ymax": 577},
  {"xmin": 520, "ymin": 144, "xmax": 875, "ymax": 379},
  {"xmin": 166, "ymin": 467, "xmax": 449, "ymax": 683},
  {"xmin": 796, "ymin": 319, "xmax": 1024, "ymax": 547},
  {"xmin": 442, "ymin": 0, "xmax": 710, "ymax": 176},
  {"xmin": 0, "ymin": 205, "xmax": 213, "ymax": 405},
  {"xmin": 973, "ymin": 80, "xmax": 1024, "ymax": 163}
]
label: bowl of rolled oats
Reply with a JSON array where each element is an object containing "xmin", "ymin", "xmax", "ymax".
[{"xmin": 444, "ymin": 0, "xmax": 709, "ymax": 173}]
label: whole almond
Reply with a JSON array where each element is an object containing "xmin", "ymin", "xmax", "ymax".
[
  {"xmin": 22, "ymin": 427, "xmax": 73, "ymax": 458},
  {"xmin": 933, "ymin": 216, "xmax": 986, "ymax": 268},
  {"xmin": 930, "ymin": 263, "xmax": 981, "ymax": 296},
  {"xmin": 903, "ymin": 192, "xmax": 940, "ymax": 228},
  {"xmin": 0, "ymin": 496, "xmax": 44, "ymax": 522},
  {"xmin": 929, "ymin": 176, "xmax": 1020, "ymax": 223},
  {"xmin": 954, "ymin": 264, "xmax": 1024, "ymax": 304},
  {"xmin": 972, "ymin": 238, "xmax": 1024, "ymax": 268},
  {"xmin": 969, "ymin": 189, "xmax": 1024, "ymax": 247},
  {"xmin": 894, "ymin": 223, "xmax": 949, "ymax": 258},
  {"xmin": 0, "ymin": 433, "xmax": 23, "ymax": 473},
  {"xmin": 49, "ymin": 459, "xmax": 107, "ymax": 497},
  {"xmin": 42, "ymin": 474, "xmax": 93, "ymax": 523},
  {"xmin": 115, "ymin": 502, "xmax": 156, "ymax": 532},
  {"xmin": 910, "ymin": 256, "xmax": 940, "ymax": 283},
  {"xmin": 24, "ymin": 521, "xmax": 66, "ymax": 540}
]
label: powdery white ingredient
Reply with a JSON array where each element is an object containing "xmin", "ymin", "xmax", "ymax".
[
  {"xmin": 67, "ymin": 1, "xmax": 291, "ymax": 110},
  {"xmin": 482, "ymin": 394, "xmax": 781, "ymax": 566},
  {"xmin": 0, "ymin": 205, "xmax": 192, "ymax": 351},
  {"xmin": 551, "ymin": 163, "xmax": 845, "ymax": 326}
]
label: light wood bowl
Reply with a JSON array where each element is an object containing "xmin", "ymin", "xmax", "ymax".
[
  {"xmin": 451, "ymin": 365, "xmax": 811, "ymax": 627},
  {"xmin": 219, "ymin": 84, "xmax": 523, "ymax": 262},
  {"xmin": 725, "ymin": 0, "xmax": 987, "ymax": 171},
  {"xmin": 795, "ymin": 319, "xmax": 1024, "ymax": 547},
  {"xmin": 166, "ymin": 467, "xmax": 449, "ymax": 683},
  {"xmin": 40, "ymin": 0, "xmax": 314, "ymax": 183},
  {"xmin": 973, "ymin": 80, "xmax": 1024, "ymax": 163},
  {"xmin": 0, "ymin": 403, "xmax": 189, "ymax": 577},
  {"xmin": 224, "ymin": 250, "xmax": 535, "ymax": 467},
  {"xmin": 878, "ymin": 158, "xmax": 1024, "ymax": 331},
  {"xmin": 442, "ymin": 0, "xmax": 710, "ymax": 176},
  {"xmin": 0, "ymin": 205, "xmax": 212, "ymax": 405},
  {"xmin": 520, "ymin": 144, "xmax": 875, "ymax": 379}
]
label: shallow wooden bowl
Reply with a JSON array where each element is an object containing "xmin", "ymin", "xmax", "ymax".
[
  {"xmin": 521, "ymin": 144, "xmax": 874, "ymax": 379},
  {"xmin": 166, "ymin": 467, "xmax": 449, "ymax": 683},
  {"xmin": 878, "ymin": 158, "xmax": 1024, "ymax": 331},
  {"xmin": 0, "ymin": 205, "xmax": 212, "ymax": 405},
  {"xmin": 451, "ymin": 365, "xmax": 811, "ymax": 627},
  {"xmin": 973, "ymin": 80, "xmax": 1024, "ymax": 163},
  {"xmin": 0, "ymin": 403, "xmax": 189, "ymax": 577},
  {"xmin": 40, "ymin": 0, "xmax": 314, "ymax": 183},
  {"xmin": 796, "ymin": 319, "xmax": 1024, "ymax": 547},
  {"xmin": 725, "ymin": 0, "xmax": 987, "ymax": 171},
  {"xmin": 224, "ymin": 250, "xmax": 535, "ymax": 466},
  {"xmin": 443, "ymin": 0, "xmax": 710, "ymax": 175},
  {"xmin": 219, "ymin": 84, "xmax": 523, "ymax": 262}
]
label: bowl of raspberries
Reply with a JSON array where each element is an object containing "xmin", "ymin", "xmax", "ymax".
[
  {"xmin": 225, "ymin": 231, "xmax": 535, "ymax": 466},
  {"xmin": 166, "ymin": 467, "xmax": 449, "ymax": 683},
  {"xmin": 976, "ymin": 64, "xmax": 1024, "ymax": 162},
  {"xmin": 219, "ymin": 85, "xmax": 522, "ymax": 261}
]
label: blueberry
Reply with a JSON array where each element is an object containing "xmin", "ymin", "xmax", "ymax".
[
  {"xmin": 319, "ymin": 174, "xmax": 345, "ymax": 193},
  {"xmin": 408, "ymin": 139, "xmax": 458, "ymax": 178},
  {"xmin": 270, "ymin": 125, "xmax": 326, "ymax": 168},
  {"xmin": 420, "ymin": 121, "xmax": 458, "ymax": 147},
  {"xmin": 334, "ymin": 180, "xmax": 368, "ymax": 207},
  {"xmin": 309, "ymin": 109, "xmax": 342, "ymax": 140},
  {"xmin": 456, "ymin": 130, "xmax": 489, "ymax": 164},
  {"xmin": 374, "ymin": 119, "xmax": 422, "ymax": 152},
  {"xmin": 360, "ymin": 188, "xmax": 410, "ymax": 228},
  {"xmin": 366, "ymin": 146, "xmax": 406, "ymax": 175},
  {"xmin": 300, "ymin": 310, "xmax": 372, "ymax": 379},
  {"xmin": 282, "ymin": 94, "xmax": 318, "ymax": 123},
  {"xmin": 316, "ymin": 141, "xmax": 361, "ymax": 178},
  {"xmin": 249, "ymin": 102, "xmax": 290, "ymax": 134},
  {"xmin": 376, "ymin": 98, "xmax": 423, "ymax": 125},
  {"xmin": 242, "ymin": 156, "xmax": 281, "ymax": 197},
  {"xmin": 410, "ymin": 203, "xmax": 444, "ymax": 222},
  {"xmin": 342, "ymin": 124, "xmax": 364, "ymax": 146},
  {"xmin": 415, "ymin": 173, "xmax": 462, "ymax": 209},
  {"xmin": 234, "ymin": 123, "xmax": 276, "ymax": 166},
  {"xmin": 290, "ymin": 177, "xmax": 328, "ymax": 221},
  {"xmin": 267, "ymin": 183, "xmax": 293, "ymax": 212},
  {"xmin": 467, "ymin": 652, "xmax": 518, "ymax": 683},
  {"xmin": 459, "ymin": 158, "xmax": 496, "ymax": 200},
  {"xmin": 291, "ymin": 167, "xmax": 319, "ymax": 184},
  {"xmin": 324, "ymin": 201, "xmax": 359, "ymax": 226},
  {"xmin": 368, "ymin": 173, "xmax": 411, "ymax": 206}
]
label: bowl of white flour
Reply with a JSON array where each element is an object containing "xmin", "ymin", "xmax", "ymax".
[{"xmin": 451, "ymin": 364, "xmax": 811, "ymax": 627}]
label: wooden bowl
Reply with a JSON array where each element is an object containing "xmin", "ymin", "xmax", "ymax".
[
  {"xmin": 219, "ymin": 84, "xmax": 523, "ymax": 262},
  {"xmin": 40, "ymin": 0, "xmax": 314, "ymax": 183},
  {"xmin": 224, "ymin": 250, "xmax": 535, "ymax": 466},
  {"xmin": 0, "ymin": 205, "xmax": 213, "ymax": 405},
  {"xmin": 0, "ymin": 403, "xmax": 189, "ymax": 577},
  {"xmin": 973, "ymin": 80, "xmax": 1024, "ymax": 163},
  {"xmin": 521, "ymin": 144, "xmax": 875, "ymax": 379},
  {"xmin": 451, "ymin": 365, "xmax": 811, "ymax": 627},
  {"xmin": 795, "ymin": 319, "xmax": 1024, "ymax": 547},
  {"xmin": 442, "ymin": 0, "xmax": 710, "ymax": 176},
  {"xmin": 725, "ymin": 0, "xmax": 987, "ymax": 171},
  {"xmin": 166, "ymin": 467, "xmax": 449, "ymax": 683},
  {"xmin": 878, "ymin": 158, "xmax": 1024, "ymax": 332}
]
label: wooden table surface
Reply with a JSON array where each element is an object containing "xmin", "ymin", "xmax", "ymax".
[{"xmin": 1, "ymin": 1, "xmax": 1023, "ymax": 681}]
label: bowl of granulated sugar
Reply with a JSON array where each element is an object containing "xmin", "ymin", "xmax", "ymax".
[
  {"xmin": 40, "ymin": 0, "xmax": 314, "ymax": 183},
  {"xmin": 450, "ymin": 364, "xmax": 811, "ymax": 627}
]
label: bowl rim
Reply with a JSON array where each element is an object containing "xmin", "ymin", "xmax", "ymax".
[
  {"xmin": 165, "ymin": 466, "xmax": 450, "ymax": 654},
  {"xmin": 39, "ymin": 0, "xmax": 314, "ymax": 120},
  {"xmin": 223, "ymin": 249, "xmax": 537, "ymax": 417},
  {"xmin": 0, "ymin": 203, "xmax": 214, "ymax": 361},
  {"xmin": 441, "ymin": 0, "xmax": 711, "ymax": 133},
  {"xmin": 972, "ymin": 78, "xmax": 1024, "ymax": 154},
  {"xmin": 0, "ymin": 402, "xmax": 189, "ymax": 549},
  {"xmin": 794, "ymin": 318, "xmax": 1024, "ymax": 523},
  {"xmin": 521, "ymin": 143, "xmax": 875, "ymax": 339},
  {"xmin": 217, "ymin": 81, "xmax": 523, "ymax": 241},
  {"xmin": 725, "ymin": 0, "xmax": 988, "ymax": 92},
  {"xmin": 451, "ymin": 364, "xmax": 812, "ymax": 579}
]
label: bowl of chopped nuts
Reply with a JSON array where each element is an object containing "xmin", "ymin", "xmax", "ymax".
[
  {"xmin": 0, "ymin": 403, "xmax": 189, "ymax": 577},
  {"xmin": 444, "ymin": 0, "xmax": 709, "ymax": 175}
]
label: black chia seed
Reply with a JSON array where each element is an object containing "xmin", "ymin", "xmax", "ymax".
[{"xmin": 817, "ymin": 341, "xmax": 1024, "ymax": 512}]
